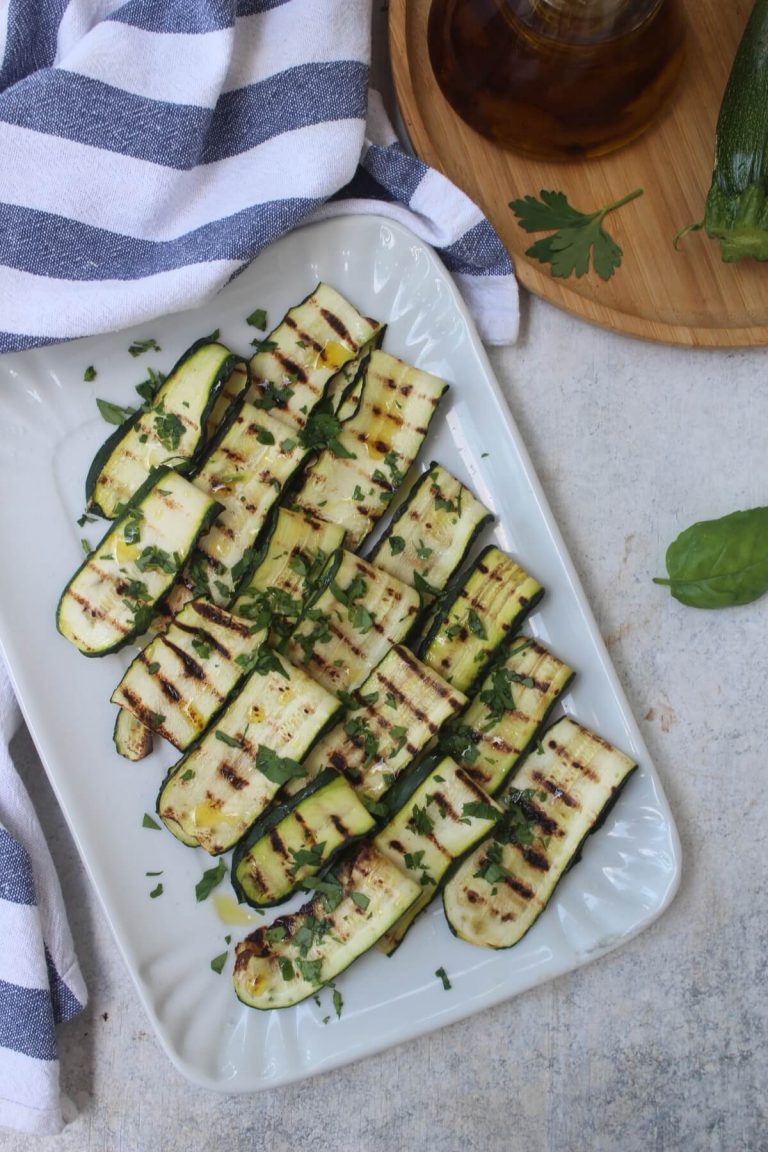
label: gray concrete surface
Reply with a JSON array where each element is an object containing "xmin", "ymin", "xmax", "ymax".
[{"xmin": 2, "ymin": 295, "xmax": 766, "ymax": 1151}]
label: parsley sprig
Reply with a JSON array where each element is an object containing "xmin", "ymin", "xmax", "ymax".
[{"xmin": 510, "ymin": 188, "xmax": 643, "ymax": 281}]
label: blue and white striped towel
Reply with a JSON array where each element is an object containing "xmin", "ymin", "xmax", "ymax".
[
  {"xmin": 0, "ymin": 0, "xmax": 518, "ymax": 355},
  {"xmin": 0, "ymin": 0, "xmax": 518, "ymax": 1131},
  {"xmin": 0, "ymin": 662, "xmax": 87, "ymax": 1135}
]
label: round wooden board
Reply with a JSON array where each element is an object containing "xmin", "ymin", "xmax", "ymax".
[{"xmin": 390, "ymin": 0, "xmax": 768, "ymax": 347}]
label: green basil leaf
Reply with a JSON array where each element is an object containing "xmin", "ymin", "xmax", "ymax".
[{"xmin": 654, "ymin": 507, "xmax": 768, "ymax": 608}]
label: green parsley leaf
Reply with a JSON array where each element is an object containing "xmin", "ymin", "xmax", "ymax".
[
  {"xmin": 278, "ymin": 957, "xmax": 296, "ymax": 981},
  {"xmin": 435, "ymin": 966, "xmax": 452, "ymax": 991},
  {"xmin": 149, "ymin": 882, "xmax": 163, "ymax": 898},
  {"xmin": 467, "ymin": 609, "xmax": 488, "ymax": 639},
  {"xmin": 415, "ymin": 539, "xmax": 433, "ymax": 560},
  {"xmin": 191, "ymin": 636, "xmax": 212, "ymax": 660},
  {"xmin": 136, "ymin": 545, "xmax": 175, "ymax": 574},
  {"xmin": 461, "ymin": 800, "xmax": 499, "ymax": 823},
  {"xmin": 385, "ymin": 691, "xmax": 398, "ymax": 710},
  {"xmin": 128, "ymin": 337, "xmax": 161, "ymax": 357},
  {"xmin": 509, "ymin": 188, "xmax": 643, "ymax": 282},
  {"xmin": 145, "ymin": 870, "xmax": 163, "ymax": 876},
  {"xmin": 351, "ymin": 890, "xmax": 370, "ymax": 911},
  {"xmin": 195, "ymin": 859, "xmax": 227, "ymax": 902},
  {"xmin": 298, "ymin": 400, "xmax": 356, "ymax": 459},
  {"xmin": 349, "ymin": 603, "xmax": 375, "ymax": 633},
  {"xmin": 142, "ymin": 813, "xmax": 161, "ymax": 830},
  {"xmin": 388, "ymin": 535, "xmax": 406, "ymax": 555},
  {"xmin": 413, "ymin": 571, "xmax": 441, "ymax": 599},
  {"xmin": 479, "ymin": 666, "xmax": 516, "ymax": 722},
  {"xmin": 152, "ymin": 405, "xmax": 185, "ymax": 451},
  {"xmin": 333, "ymin": 986, "xmax": 344, "ymax": 1019},
  {"xmin": 389, "ymin": 725, "xmax": 408, "ymax": 757},
  {"xmin": 83, "ymin": 365, "xmax": 97, "ymax": 382},
  {"xmin": 77, "ymin": 512, "xmax": 97, "ymax": 526},
  {"xmin": 408, "ymin": 803, "xmax": 434, "ymax": 837},
  {"xmin": 246, "ymin": 308, "xmax": 268, "ymax": 330},
  {"xmin": 300, "ymin": 874, "xmax": 344, "ymax": 912},
  {"xmin": 255, "ymin": 425, "xmax": 275, "ymax": 445},
  {"xmin": 352, "ymin": 484, "xmax": 365, "ymax": 502},
  {"xmin": 280, "ymin": 437, "xmax": 296, "ymax": 453},
  {"xmin": 180, "ymin": 768, "xmax": 195, "ymax": 782},
  {"xmin": 236, "ymin": 645, "xmax": 289, "ymax": 680},
  {"xmin": 256, "ymin": 745, "xmax": 305, "ymax": 785},
  {"xmin": 290, "ymin": 843, "xmax": 327, "ymax": 871},
  {"xmin": 210, "ymin": 951, "xmax": 228, "ymax": 974},
  {"xmin": 250, "ymin": 338, "xmax": 279, "ymax": 355},
  {"xmin": 97, "ymin": 397, "xmax": 135, "ymax": 425},
  {"xmin": 215, "ymin": 729, "xmax": 242, "ymax": 749},
  {"xmin": 296, "ymin": 957, "xmax": 323, "ymax": 984},
  {"xmin": 80, "ymin": 538, "xmax": 91, "ymax": 556},
  {"xmin": 440, "ymin": 724, "xmax": 480, "ymax": 764},
  {"xmin": 265, "ymin": 924, "xmax": 288, "ymax": 943},
  {"xmin": 146, "ymin": 660, "xmax": 161, "ymax": 674}
]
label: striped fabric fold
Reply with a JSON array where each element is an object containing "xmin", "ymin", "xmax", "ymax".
[
  {"xmin": 0, "ymin": 664, "xmax": 86, "ymax": 1135},
  {"xmin": 0, "ymin": 0, "xmax": 517, "ymax": 353}
]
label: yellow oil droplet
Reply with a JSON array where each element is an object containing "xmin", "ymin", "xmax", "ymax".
[
  {"xmin": 113, "ymin": 538, "xmax": 138, "ymax": 565},
  {"xmin": 248, "ymin": 704, "xmax": 263, "ymax": 724},
  {"xmin": 192, "ymin": 802, "xmax": 240, "ymax": 829},
  {"xmin": 213, "ymin": 892, "xmax": 259, "ymax": 926},
  {"xmin": 318, "ymin": 340, "xmax": 349, "ymax": 370}
]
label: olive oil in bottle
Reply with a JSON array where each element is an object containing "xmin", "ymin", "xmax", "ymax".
[{"xmin": 427, "ymin": 0, "xmax": 685, "ymax": 159}]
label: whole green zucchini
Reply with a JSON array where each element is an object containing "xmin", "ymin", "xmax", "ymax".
[{"xmin": 705, "ymin": 0, "xmax": 768, "ymax": 261}]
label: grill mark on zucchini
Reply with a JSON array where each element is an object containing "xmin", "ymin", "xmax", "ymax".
[
  {"xmin": 68, "ymin": 590, "xmax": 132, "ymax": 634},
  {"xmin": 219, "ymin": 763, "xmax": 249, "ymax": 790},
  {"xmin": 274, "ymin": 352, "xmax": 307, "ymax": 384},
  {"xmin": 284, "ymin": 315, "xmax": 323, "ymax": 353},
  {"xmin": 268, "ymin": 828, "xmax": 290, "ymax": 858},
  {"xmin": 162, "ymin": 639, "xmax": 206, "ymax": 681},
  {"xmin": 547, "ymin": 738, "xmax": 600, "ymax": 781},
  {"xmin": 531, "ymin": 770, "xmax": 581, "ymax": 808},
  {"xmin": 320, "ymin": 307, "xmax": 353, "ymax": 343}
]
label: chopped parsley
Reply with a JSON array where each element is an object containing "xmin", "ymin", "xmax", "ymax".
[
  {"xmin": 479, "ymin": 666, "xmax": 517, "ymax": 722},
  {"xmin": 467, "ymin": 609, "xmax": 487, "ymax": 639},
  {"xmin": 350, "ymin": 891, "xmax": 370, "ymax": 911},
  {"xmin": 439, "ymin": 724, "xmax": 480, "ymax": 765},
  {"xmin": 255, "ymin": 745, "xmax": 305, "ymax": 785},
  {"xmin": 146, "ymin": 661, "xmax": 161, "ymax": 674},
  {"xmin": 435, "ymin": 966, "xmax": 452, "ymax": 991},
  {"xmin": 290, "ymin": 843, "xmax": 327, "ymax": 872},
  {"xmin": 388, "ymin": 535, "xmax": 406, "ymax": 555},
  {"xmin": 298, "ymin": 400, "xmax": 355, "ymax": 458},
  {"xmin": 300, "ymin": 874, "xmax": 344, "ymax": 912},
  {"xmin": 415, "ymin": 539, "xmax": 433, "ymax": 560},
  {"xmin": 128, "ymin": 337, "xmax": 161, "ymax": 357},
  {"xmin": 461, "ymin": 800, "xmax": 499, "ymax": 823},
  {"xmin": 246, "ymin": 308, "xmax": 268, "ymax": 330},
  {"xmin": 152, "ymin": 402, "xmax": 185, "ymax": 451},
  {"xmin": 294, "ymin": 608, "xmax": 332, "ymax": 663},
  {"xmin": 191, "ymin": 636, "xmax": 212, "ymax": 660},
  {"xmin": 210, "ymin": 951, "xmax": 228, "ymax": 975},
  {"xmin": 142, "ymin": 813, "xmax": 161, "ymax": 830},
  {"xmin": 389, "ymin": 725, "xmax": 408, "ymax": 758},
  {"xmin": 345, "ymin": 716, "xmax": 379, "ymax": 764},
  {"xmin": 215, "ymin": 729, "xmax": 242, "ymax": 749},
  {"xmin": 296, "ymin": 957, "xmax": 323, "ymax": 984},
  {"xmin": 136, "ymin": 545, "xmax": 176, "ymax": 574},
  {"xmin": 265, "ymin": 925, "xmax": 288, "ymax": 943},
  {"xmin": 196, "ymin": 859, "xmax": 227, "ymax": 902},
  {"xmin": 235, "ymin": 645, "xmax": 289, "ymax": 680},
  {"xmin": 83, "ymin": 365, "xmax": 97, "ymax": 382},
  {"xmin": 278, "ymin": 957, "xmax": 296, "ymax": 981},
  {"xmin": 407, "ymin": 803, "xmax": 434, "ymax": 837},
  {"xmin": 149, "ymin": 883, "xmax": 163, "ymax": 898},
  {"xmin": 96, "ymin": 397, "xmax": 134, "ymax": 426},
  {"xmin": 251, "ymin": 379, "xmax": 292, "ymax": 409},
  {"xmin": 255, "ymin": 425, "xmax": 275, "ymax": 446}
]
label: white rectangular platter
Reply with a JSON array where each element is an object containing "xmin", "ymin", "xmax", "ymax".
[{"xmin": 0, "ymin": 215, "xmax": 680, "ymax": 1091}]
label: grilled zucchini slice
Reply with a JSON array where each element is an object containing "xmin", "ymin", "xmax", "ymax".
[
  {"xmin": 231, "ymin": 508, "xmax": 345, "ymax": 647},
  {"xmin": 292, "ymin": 350, "xmax": 448, "ymax": 549},
  {"xmin": 440, "ymin": 637, "xmax": 574, "ymax": 795},
  {"xmin": 296, "ymin": 645, "xmax": 467, "ymax": 803},
  {"xmin": 285, "ymin": 549, "xmax": 421, "ymax": 693},
  {"xmin": 442, "ymin": 717, "xmax": 637, "ymax": 950},
  {"xmin": 205, "ymin": 360, "xmax": 250, "ymax": 440},
  {"xmin": 111, "ymin": 601, "xmax": 265, "ymax": 750},
  {"xmin": 233, "ymin": 841, "xmax": 421, "ymax": 1010},
  {"xmin": 369, "ymin": 463, "xmax": 493, "ymax": 598},
  {"xmin": 113, "ymin": 708, "xmax": 153, "ymax": 761},
  {"xmin": 57, "ymin": 469, "xmax": 220, "ymax": 657},
  {"xmin": 420, "ymin": 546, "xmax": 544, "ymax": 694},
  {"xmin": 231, "ymin": 768, "xmax": 376, "ymax": 908},
  {"xmin": 375, "ymin": 755, "xmax": 502, "ymax": 955},
  {"xmin": 86, "ymin": 339, "xmax": 241, "ymax": 518},
  {"xmin": 168, "ymin": 404, "xmax": 309, "ymax": 609},
  {"xmin": 245, "ymin": 284, "xmax": 383, "ymax": 431},
  {"xmin": 157, "ymin": 650, "xmax": 341, "ymax": 854}
]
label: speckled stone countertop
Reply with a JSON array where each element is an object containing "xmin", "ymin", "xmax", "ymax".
[{"xmin": 2, "ymin": 296, "xmax": 766, "ymax": 1152}]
